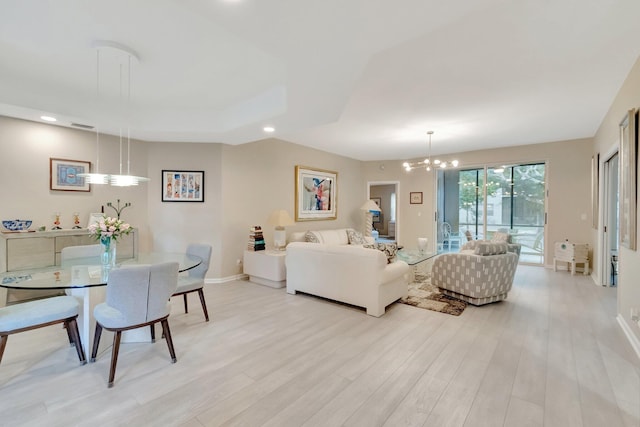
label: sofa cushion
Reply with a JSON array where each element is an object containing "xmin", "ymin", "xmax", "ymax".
[
  {"xmin": 474, "ymin": 242, "xmax": 508, "ymax": 256},
  {"xmin": 304, "ymin": 229, "xmax": 350, "ymax": 245},
  {"xmin": 364, "ymin": 242, "xmax": 398, "ymax": 263},
  {"xmin": 304, "ymin": 231, "xmax": 320, "ymax": 243},
  {"xmin": 491, "ymin": 232, "xmax": 511, "ymax": 243},
  {"xmin": 347, "ymin": 228, "xmax": 367, "ymax": 245}
]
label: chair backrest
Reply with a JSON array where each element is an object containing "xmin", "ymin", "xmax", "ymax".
[
  {"xmin": 186, "ymin": 244, "xmax": 212, "ymax": 279},
  {"xmin": 61, "ymin": 244, "xmax": 102, "ymax": 263},
  {"xmin": 441, "ymin": 222, "xmax": 452, "ymax": 238},
  {"xmin": 106, "ymin": 262, "xmax": 179, "ymax": 325}
]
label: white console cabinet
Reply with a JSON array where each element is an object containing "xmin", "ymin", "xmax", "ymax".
[{"xmin": 0, "ymin": 229, "xmax": 137, "ymax": 305}]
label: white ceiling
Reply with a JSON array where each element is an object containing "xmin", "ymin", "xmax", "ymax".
[{"xmin": 1, "ymin": 0, "xmax": 639, "ymax": 161}]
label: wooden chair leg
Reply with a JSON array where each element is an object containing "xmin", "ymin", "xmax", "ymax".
[
  {"xmin": 160, "ymin": 319, "xmax": 177, "ymax": 363},
  {"xmin": 197, "ymin": 288, "xmax": 209, "ymax": 322},
  {"xmin": 66, "ymin": 318, "xmax": 87, "ymax": 365},
  {"xmin": 108, "ymin": 331, "xmax": 122, "ymax": 388},
  {"xmin": 183, "ymin": 294, "xmax": 188, "ymax": 313},
  {"xmin": 90, "ymin": 323, "xmax": 103, "ymax": 362},
  {"xmin": 150, "ymin": 324, "xmax": 156, "ymax": 342},
  {"xmin": 64, "ymin": 323, "xmax": 74, "ymax": 346},
  {"xmin": 0, "ymin": 335, "xmax": 7, "ymax": 365}
]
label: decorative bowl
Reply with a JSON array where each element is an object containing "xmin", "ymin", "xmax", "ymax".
[{"xmin": 2, "ymin": 220, "xmax": 33, "ymax": 231}]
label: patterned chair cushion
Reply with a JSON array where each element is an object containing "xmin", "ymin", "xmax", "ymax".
[
  {"xmin": 363, "ymin": 242, "xmax": 398, "ymax": 263},
  {"xmin": 347, "ymin": 228, "xmax": 367, "ymax": 245},
  {"xmin": 474, "ymin": 242, "xmax": 508, "ymax": 256}
]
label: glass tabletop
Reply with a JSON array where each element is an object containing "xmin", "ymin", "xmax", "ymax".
[
  {"xmin": 396, "ymin": 249, "xmax": 437, "ymax": 266},
  {"xmin": 0, "ymin": 253, "xmax": 201, "ymax": 290}
]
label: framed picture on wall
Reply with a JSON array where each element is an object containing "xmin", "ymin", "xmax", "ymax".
[
  {"xmin": 49, "ymin": 158, "xmax": 91, "ymax": 192},
  {"xmin": 619, "ymin": 109, "xmax": 637, "ymax": 250},
  {"xmin": 410, "ymin": 192, "xmax": 423, "ymax": 204},
  {"xmin": 162, "ymin": 170, "xmax": 205, "ymax": 202},
  {"xmin": 295, "ymin": 165, "xmax": 337, "ymax": 221}
]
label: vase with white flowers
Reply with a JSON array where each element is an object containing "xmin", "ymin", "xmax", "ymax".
[{"xmin": 88, "ymin": 216, "xmax": 132, "ymax": 268}]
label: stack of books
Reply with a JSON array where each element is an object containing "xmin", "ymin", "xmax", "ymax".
[{"xmin": 248, "ymin": 226, "xmax": 265, "ymax": 251}]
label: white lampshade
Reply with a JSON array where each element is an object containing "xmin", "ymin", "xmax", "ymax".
[
  {"xmin": 360, "ymin": 200, "xmax": 381, "ymax": 212},
  {"xmin": 268, "ymin": 210, "xmax": 295, "ymax": 228}
]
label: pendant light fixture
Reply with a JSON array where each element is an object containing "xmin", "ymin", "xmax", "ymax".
[
  {"xmin": 79, "ymin": 41, "xmax": 149, "ymax": 187},
  {"xmin": 402, "ymin": 131, "xmax": 459, "ymax": 172}
]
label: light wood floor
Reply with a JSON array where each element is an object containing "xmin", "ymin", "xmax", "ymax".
[{"xmin": 0, "ymin": 266, "xmax": 639, "ymax": 427}]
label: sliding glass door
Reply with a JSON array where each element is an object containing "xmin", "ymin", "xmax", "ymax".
[{"xmin": 437, "ymin": 163, "xmax": 546, "ymax": 264}]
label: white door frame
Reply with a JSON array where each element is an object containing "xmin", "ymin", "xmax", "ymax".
[{"xmin": 599, "ymin": 145, "xmax": 619, "ymax": 287}]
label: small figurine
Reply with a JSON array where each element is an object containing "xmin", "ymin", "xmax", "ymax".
[
  {"xmin": 52, "ymin": 212, "xmax": 62, "ymax": 230},
  {"xmin": 72, "ymin": 212, "xmax": 81, "ymax": 229}
]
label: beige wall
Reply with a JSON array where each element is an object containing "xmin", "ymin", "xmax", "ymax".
[
  {"xmin": 0, "ymin": 116, "xmax": 149, "ymax": 245},
  {"xmin": 145, "ymin": 142, "xmax": 223, "ymax": 277},
  {"xmin": 363, "ymin": 138, "xmax": 593, "ymax": 264},
  {"xmin": 220, "ymin": 139, "xmax": 364, "ymax": 278},
  {"xmin": 593, "ymin": 56, "xmax": 640, "ymax": 344}
]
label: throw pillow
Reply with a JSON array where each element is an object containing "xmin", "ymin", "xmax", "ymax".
[
  {"xmin": 304, "ymin": 231, "xmax": 320, "ymax": 243},
  {"xmin": 474, "ymin": 242, "xmax": 508, "ymax": 256},
  {"xmin": 346, "ymin": 228, "xmax": 367, "ymax": 245},
  {"xmin": 363, "ymin": 242, "xmax": 398, "ymax": 263},
  {"xmin": 491, "ymin": 232, "xmax": 510, "ymax": 243}
]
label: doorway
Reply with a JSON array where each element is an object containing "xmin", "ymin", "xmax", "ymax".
[
  {"xmin": 602, "ymin": 152, "xmax": 619, "ymax": 287},
  {"xmin": 368, "ymin": 182, "xmax": 399, "ymax": 243}
]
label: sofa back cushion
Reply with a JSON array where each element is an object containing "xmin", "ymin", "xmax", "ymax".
[
  {"xmin": 474, "ymin": 242, "xmax": 508, "ymax": 256},
  {"xmin": 304, "ymin": 229, "xmax": 350, "ymax": 245}
]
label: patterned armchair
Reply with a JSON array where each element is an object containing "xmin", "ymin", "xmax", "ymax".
[{"xmin": 432, "ymin": 242, "xmax": 518, "ymax": 306}]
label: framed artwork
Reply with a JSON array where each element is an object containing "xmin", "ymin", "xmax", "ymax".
[
  {"xmin": 410, "ymin": 192, "xmax": 423, "ymax": 204},
  {"xmin": 87, "ymin": 212, "xmax": 104, "ymax": 228},
  {"xmin": 591, "ymin": 153, "xmax": 599, "ymax": 229},
  {"xmin": 295, "ymin": 165, "xmax": 337, "ymax": 221},
  {"xmin": 619, "ymin": 109, "xmax": 637, "ymax": 250},
  {"xmin": 162, "ymin": 170, "xmax": 204, "ymax": 202},
  {"xmin": 50, "ymin": 158, "xmax": 91, "ymax": 192}
]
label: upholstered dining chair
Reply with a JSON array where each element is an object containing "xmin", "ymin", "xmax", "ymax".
[
  {"xmin": 172, "ymin": 244, "xmax": 212, "ymax": 321},
  {"xmin": 0, "ymin": 296, "xmax": 86, "ymax": 365},
  {"xmin": 90, "ymin": 262, "xmax": 179, "ymax": 387},
  {"xmin": 60, "ymin": 244, "xmax": 102, "ymax": 263}
]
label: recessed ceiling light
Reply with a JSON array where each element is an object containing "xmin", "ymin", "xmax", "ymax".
[
  {"xmin": 263, "ymin": 126, "xmax": 275, "ymax": 133},
  {"xmin": 41, "ymin": 116, "xmax": 57, "ymax": 122}
]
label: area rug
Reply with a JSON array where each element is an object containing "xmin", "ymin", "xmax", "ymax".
[{"xmin": 400, "ymin": 273, "xmax": 467, "ymax": 316}]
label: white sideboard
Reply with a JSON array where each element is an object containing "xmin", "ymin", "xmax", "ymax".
[{"xmin": 0, "ymin": 229, "xmax": 137, "ymax": 305}]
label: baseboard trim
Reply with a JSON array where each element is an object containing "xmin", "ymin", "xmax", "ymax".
[
  {"xmin": 204, "ymin": 274, "xmax": 248, "ymax": 284},
  {"xmin": 617, "ymin": 314, "xmax": 640, "ymax": 360}
]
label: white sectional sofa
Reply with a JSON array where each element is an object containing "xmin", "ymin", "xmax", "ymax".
[{"xmin": 285, "ymin": 228, "xmax": 410, "ymax": 317}]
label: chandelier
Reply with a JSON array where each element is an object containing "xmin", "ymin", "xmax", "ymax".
[
  {"xmin": 403, "ymin": 131, "xmax": 459, "ymax": 172},
  {"xmin": 79, "ymin": 41, "xmax": 149, "ymax": 186}
]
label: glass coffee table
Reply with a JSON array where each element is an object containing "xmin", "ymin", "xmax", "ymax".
[{"xmin": 396, "ymin": 249, "xmax": 438, "ymax": 280}]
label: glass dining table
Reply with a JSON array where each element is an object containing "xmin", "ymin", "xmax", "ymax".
[{"xmin": 0, "ymin": 252, "xmax": 202, "ymax": 356}]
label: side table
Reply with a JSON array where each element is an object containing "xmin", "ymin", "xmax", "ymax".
[{"xmin": 243, "ymin": 250, "xmax": 286, "ymax": 288}]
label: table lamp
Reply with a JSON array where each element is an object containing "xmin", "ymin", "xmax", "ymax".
[
  {"xmin": 360, "ymin": 200, "xmax": 381, "ymax": 238},
  {"xmin": 268, "ymin": 209, "xmax": 295, "ymax": 250}
]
